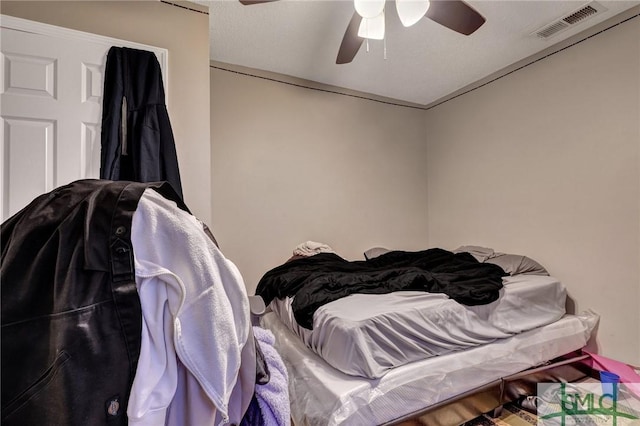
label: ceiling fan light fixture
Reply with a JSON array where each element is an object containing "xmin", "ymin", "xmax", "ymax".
[
  {"xmin": 354, "ymin": 0, "xmax": 385, "ymax": 19},
  {"xmin": 357, "ymin": 11, "xmax": 385, "ymax": 40},
  {"xmin": 396, "ymin": 0, "xmax": 430, "ymax": 27}
]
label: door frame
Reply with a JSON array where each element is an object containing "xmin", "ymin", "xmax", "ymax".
[{"xmin": 0, "ymin": 15, "xmax": 169, "ymax": 94}]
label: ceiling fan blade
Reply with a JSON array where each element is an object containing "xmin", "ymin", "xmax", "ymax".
[
  {"xmin": 336, "ymin": 11, "xmax": 365, "ymax": 65},
  {"xmin": 239, "ymin": 0, "xmax": 279, "ymax": 5},
  {"xmin": 425, "ymin": 0, "xmax": 485, "ymax": 35}
]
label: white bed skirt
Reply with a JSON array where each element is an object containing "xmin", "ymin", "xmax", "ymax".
[{"xmin": 262, "ymin": 310, "xmax": 599, "ymax": 426}]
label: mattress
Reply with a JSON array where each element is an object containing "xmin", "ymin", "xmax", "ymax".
[
  {"xmin": 262, "ymin": 311, "xmax": 598, "ymax": 426},
  {"xmin": 270, "ymin": 274, "xmax": 567, "ymax": 378}
]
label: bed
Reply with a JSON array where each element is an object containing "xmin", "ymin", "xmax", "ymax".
[
  {"xmin": 256, "ymin": 245, "xmax": 599, "ymax": 425},
  {"xmin": 270, "ymin": 274, "xmax": 568, "ymax": 379}
]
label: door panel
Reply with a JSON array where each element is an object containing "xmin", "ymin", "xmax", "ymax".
[
  {"xmin": 3, "ymin": 52, "xmax": 56, "ymax": 98},
  {"xmin": 2, "ymin": 117, "xmax": 55, "ymax": 218}
]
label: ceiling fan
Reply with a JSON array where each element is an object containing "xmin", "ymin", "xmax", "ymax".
[{"xmin": 239, "ymin": 0, "xmax": 486, "ymax": 64}]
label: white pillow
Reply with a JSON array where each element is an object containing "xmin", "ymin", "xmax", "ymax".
[{"xmin": 364, "ymin": 247, "xmax": 391, "ymax": 260}]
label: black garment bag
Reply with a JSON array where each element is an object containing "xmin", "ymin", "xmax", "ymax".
[{"xmin": 100, "ymin": 47, "xmax": 183, "ymax": 199}]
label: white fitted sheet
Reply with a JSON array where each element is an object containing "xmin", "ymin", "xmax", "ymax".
[
  {"xmin": 270, "ymin": 274, "xmax": 567, "ymax": 378},
  {"xmin": 262, "ymin": 311, "xmax": 598, "ymax": 426}
]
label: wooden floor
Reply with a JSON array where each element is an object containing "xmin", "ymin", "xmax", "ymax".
[{"xmin": 461, "ymin": 402, "xmax": 538, "ymax": 426}]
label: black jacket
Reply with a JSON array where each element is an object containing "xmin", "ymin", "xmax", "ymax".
[
  {"xmin": 1, "ymin": 180, "xmax": 184, "ymax": 426},
  {"xmin": 100, "ymin": 47, "xmax": 183, "ymax": 199}
]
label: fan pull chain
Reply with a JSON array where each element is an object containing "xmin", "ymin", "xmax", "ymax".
[
  {"xmin": 383, "ymin": 35, "xmax": 387, "ymax": 60},
  {"xmin": 365, "ymin": 19, "xmax": 370, "ymax": 53}
]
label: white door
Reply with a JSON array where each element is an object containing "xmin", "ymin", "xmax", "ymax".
[{"xmin": 0, "ymin": 16, "xmax": 168, "ymax": 222}]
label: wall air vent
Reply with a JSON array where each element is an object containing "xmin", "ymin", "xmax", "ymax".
[{"xmin": 533, "ymin": 1, "xmax": 608, "ymax": 39}]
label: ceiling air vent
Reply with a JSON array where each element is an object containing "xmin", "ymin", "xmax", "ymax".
[
  {"xmin": 533, "ymin": 1, "xmax": 608, "ymax": 39},
  {"xmin": 563, "ymin": 5, "xmax": 599, "ymax": 24},
  {"xmin": 536, "ymin": 21, "xmax": 570, "ymax": 38}
]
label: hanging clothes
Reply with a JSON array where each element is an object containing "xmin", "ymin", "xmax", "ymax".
[
  {"xmin": 0, "ymin": 180, "xmax": 181, "ymax": 425},
  {"xmin": 100, "ymin": 46, "xmax": 183, "ymax": 200},
  {"xmin": 1, "ymin": 180, "xmax": 261, "ymax": 426}
]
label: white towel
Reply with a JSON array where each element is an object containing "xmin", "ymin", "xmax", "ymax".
[
  {"xmin": 128, "ymin": 189, "xmax": 252, "ymax": 426},
  {"xmin": 292, "ymin": 241, "xmax": 335, "ymax": 257}
]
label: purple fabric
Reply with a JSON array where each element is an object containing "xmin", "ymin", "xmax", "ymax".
[{"xmin": 253, "ymin": 327, "xmax": 290, "ymax": 426}]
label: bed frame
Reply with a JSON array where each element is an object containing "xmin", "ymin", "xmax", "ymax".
[{"xmin": 385, "ymin": 352, "xmax": 595, "ymax": 426}]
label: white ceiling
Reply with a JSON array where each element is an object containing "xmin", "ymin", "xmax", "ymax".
[{"xmin": 202, "ymin": 0, "xmax": 639, "ymax": 106}]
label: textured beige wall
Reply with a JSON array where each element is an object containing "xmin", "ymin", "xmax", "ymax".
[
  {"xmin": 424, "ymin": 17, "xmax": 640, "ymax": 364},
  {"xmin": 1, "ymin": 1, "xmax": 212, "ymax": 223},
  {"xmin": 210, "ymin": 67, "xmax": 429, "ymax": 293},
  {"xmin": 13, "ymin": 0, "xmax": 635, "ymax": 364}
]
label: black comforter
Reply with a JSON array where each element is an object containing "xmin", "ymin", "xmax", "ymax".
[{"xmin": 256, "ymin": 248, "xmax": 507, "ymax": 329}]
